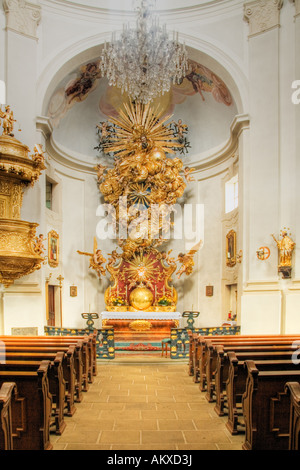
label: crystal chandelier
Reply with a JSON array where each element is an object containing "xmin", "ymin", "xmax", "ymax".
[{"xmin": 99, "ymin": 0, "xmax": 188, "ymax": 104}]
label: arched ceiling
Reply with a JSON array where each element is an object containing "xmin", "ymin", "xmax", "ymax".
[{"xmin": 46, "ymin": 47, "xmax": 237, "ymax": 167}]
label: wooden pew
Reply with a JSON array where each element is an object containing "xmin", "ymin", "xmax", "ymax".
[
  {"xmin": 205, "ymin": 339, "xmax": 300, "ymax": 403},
  {"xmin": 225, "ymin": 351, "xmax": 300, "ymax": 434},
  {"xmin": 196, "ymin": 335, "xmax": 300, "ymax": 391},
  {"xmin": 0, "ymin": 348, "xmax": 76, "ymax": 417},
  {"xmin": 1, "ymin": 342, "xmax": 84, "ymax": 403},
  {"xmin": 0, "ymin": 353, "xmax": 66, "ymax": 435},
  {"xmin": 0, "ymin": 361, "xmax": 53, "ymax": 450},
  {"xmin": 0, "ymin": 382, "xmax": 16, "ymax": 450},
  {"xmin": 0, "ymin": 333, "xmax": 97, "ymax": 383},
  {"xmin": 285, "ymin": 381, "xmax": 300, "ymax": 450},
  {"xmin": 242, "ymin": 360, "xmax": 300, "ymax": 450},
  {"xmin": 214, "ymin": 342, "xmax": 300, "ymax": 417}
]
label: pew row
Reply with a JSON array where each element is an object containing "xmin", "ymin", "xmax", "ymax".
[
  {"xmin": 242, "ymin": 360, "xmax": 300, "ymax": 450},
  {"xmin": 285, "ymin": 381, "xmax": 300, "ymax": 450},
  {"xmin": 0, "ymin": 382, "xmax": 16, "ymax": 450},
  {"xmin": 192, "ymin": 335, "xmax": 300, "ymax": 391},
  {"xmin": 0, "ymin": 361, "xmax": 53, "ymax": 450},
  {"xmin": 225, "ymin": 351, "xmax": 300, "ymax": 435},
  {"xmin": 0, "ymin": 333, "xmax": 96, "ymax": 391},
  {"xmin": 0, "ymin": 341, "xmax": 85, "ymax": 403},
  {"xmin": 0, "ymin": 353, "xmax": 66, "ymax": 435},
  {"xmin": 204, "ymin": 339, "xmax": 300, "ymax": 403}
]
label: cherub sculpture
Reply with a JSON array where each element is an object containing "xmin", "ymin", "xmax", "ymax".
[
  {"xmin": 77, "ymin": 237, "xmax": 106, "ymax": 278},
  {"xmin": 33, "ymin": 234, "xmax": 45, "ymax": 257},
  {"xmin": 32, "ymin": 144, "xmax": 46, "ymax": 165},
  {"xmin": 176, "ymin": 240, "xmax": 203, "ymax": 279},
  {"xmin": 183, "ymin": 166, "xmax": 195, "ymax": 182}
]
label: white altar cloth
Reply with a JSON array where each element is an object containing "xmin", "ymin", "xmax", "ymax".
[{"xmin": 101, "ymin": 311, "xmax": 181, "ymax": 320}]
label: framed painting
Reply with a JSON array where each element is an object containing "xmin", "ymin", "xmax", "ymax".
[
  {"xmin": 70, "ymin": 285, "xmax": 77, "ymax": 297},
  {"xmin": 226, "ymin": 230, "xmax": 236, "ymax": 267},
  {"xmin": 206, "ymin": 285, "xmax": 214, "ymax": 297},
  {"xmin": 48, "ymin": 230, "xmax": 59, "ymax": 267}
]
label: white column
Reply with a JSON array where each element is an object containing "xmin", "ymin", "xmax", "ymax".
[
  {"xmin": 241, "ymin": 0, "xmax": 283, "ymax": 333},
  {"xmin": 285, "ymin": 0, "xmax": 300, "ymax": 333}
]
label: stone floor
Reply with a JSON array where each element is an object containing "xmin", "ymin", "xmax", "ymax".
[{"xmin": 51, "ymin": 359, "xmax": 245, "ymax": 451}]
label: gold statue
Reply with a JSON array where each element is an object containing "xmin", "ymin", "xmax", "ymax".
[
  {"xmin": 271, "ymin": 231, "xmax": 295, "ymax": 267},
  {"xmin": 0, "ymin": 105, "xmax": 16, "ymax": 136},
  {"xmin": 77, "ymin": 237, "xmax": 106, "ymax": 277},
  {"xmin": 176, "ymin": 240, "xmax": 203, "ymax": 279}
]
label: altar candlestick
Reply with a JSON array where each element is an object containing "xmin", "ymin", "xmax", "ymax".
[
  {"xmin": 163, "ymin": 286, "xmax": 165, "ymax": 297},
  {"xmin": 155, "ymin": 285, "xmax": 157, "ymax": 302}
]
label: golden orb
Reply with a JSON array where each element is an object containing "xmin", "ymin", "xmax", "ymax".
[
  {"xmin": 129, "ymin": 284, "xmax": 154, "ymax": 310},
  {"xmin": 149, "ymin": 147, "xmax": 166, "ymax": 161}
]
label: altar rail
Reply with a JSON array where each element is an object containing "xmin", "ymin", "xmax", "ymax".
[
  {"xmin": 44, "ymin": 325, "xmax": 240, "ymax": 360},
  {"xmin": 170, "ymin": 325, "xmax": 241, "ymax": 359},
  {"xmin": 44, "ymin": 326, "xmax": 115, "ymax": 359}
]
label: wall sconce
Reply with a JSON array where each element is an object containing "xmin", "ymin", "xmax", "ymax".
[
  {"xmin": 256, "ymin": 246, "xmax": 270, "ymax": 260},
  {"xmin": 236, "ymin": 250, "xmax": 243, "ymax": 263}
]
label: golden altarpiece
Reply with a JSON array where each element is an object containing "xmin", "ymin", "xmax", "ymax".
[{"xmin": 78, "ymin": 102, "xmax": 201, "ymax": 338}]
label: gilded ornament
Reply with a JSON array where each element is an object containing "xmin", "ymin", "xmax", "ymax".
[
  {"xmin": 129, "ymin": 284, "xmax": 154, "ymax": 311},
  {"xmin": 0, "ymin": 109, "xmax": 46, "ymax": 287}
]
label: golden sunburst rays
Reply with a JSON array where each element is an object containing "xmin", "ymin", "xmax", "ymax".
[
  {"xmin": 123, "ymin": 252, "xmax": 161, "ymax": 289},
  {"xmin": 102, "ymin": 101, "xmax": 183, "ymax": 158}
]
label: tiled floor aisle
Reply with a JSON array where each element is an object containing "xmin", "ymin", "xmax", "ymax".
[{"xmin": 51, "ymin": 361, "xmax": 245, "ymax": 450}]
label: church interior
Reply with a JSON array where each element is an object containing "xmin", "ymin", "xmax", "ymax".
[{"xmin": 0, "ymin": 0, "xmax": 300, "ymax": 452}]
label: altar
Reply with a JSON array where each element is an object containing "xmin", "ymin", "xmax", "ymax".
[{"xmin": 101, "ymin": 311, "xmax": 181, "ymax": 348}]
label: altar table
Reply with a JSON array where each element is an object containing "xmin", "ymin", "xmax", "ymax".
[{"xmin": 101, "ymin": 311, "xmax": 181, "ymax": 343}]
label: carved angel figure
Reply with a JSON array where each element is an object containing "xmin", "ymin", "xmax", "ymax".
[
  {"xmin": 32, "ymin": 144, "xmax": 46, "ymax": 165},
  {"xmin": 0, "ymin": 105, "xmax": 16, "ymax": 136},
  {"xmin": 176, "ymin": 240, "xmax": 203, "ymax": 279},
  {"xmin": 77, "ymin": 237, "xmax": 106, "ymax": 277},
  {"xmin": 33, "ymin": 234, "xmax": 45, "ymax": 257},
  {"xmin": 183, "ymin": 166, "xmax": 195, "ymax": 182},
  {"xmin": 94, "ymin": 163, "xmax": 107, "ymax": 182}
]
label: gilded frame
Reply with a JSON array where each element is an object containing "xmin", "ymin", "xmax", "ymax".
[
  {"xmin": 48, "ymin": 230, "xmax": 59, "ymax": 267},
  {"xmin": 226, "ymin": 230, "xmax": 236, "ymax": 267}
]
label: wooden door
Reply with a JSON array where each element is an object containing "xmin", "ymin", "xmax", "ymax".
[{"xmin": 48, "ymin": 285, "xmax": 55, "ymax": 326}]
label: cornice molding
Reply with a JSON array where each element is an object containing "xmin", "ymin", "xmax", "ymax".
[
  {"xmin": 243, "ymin": 0, "xmax": 283, "ymax": 38},
  {"xmin": 36, "ymin": 115, "xmax": 97, "ymax": 174},
  {"xmin": 192, "ymin": 113, "xmax": 250, "ymax": 173},
  {"xmin": 39, "ymin": 0, "xmax": 244, "ymax": 24},
  {"xmin": 37, "ymin": 113, "xmax": 250, "ymax": 179},
  {"xmin": 3, "ymin": 0, "xmax": 41, "ymax": 40}
]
